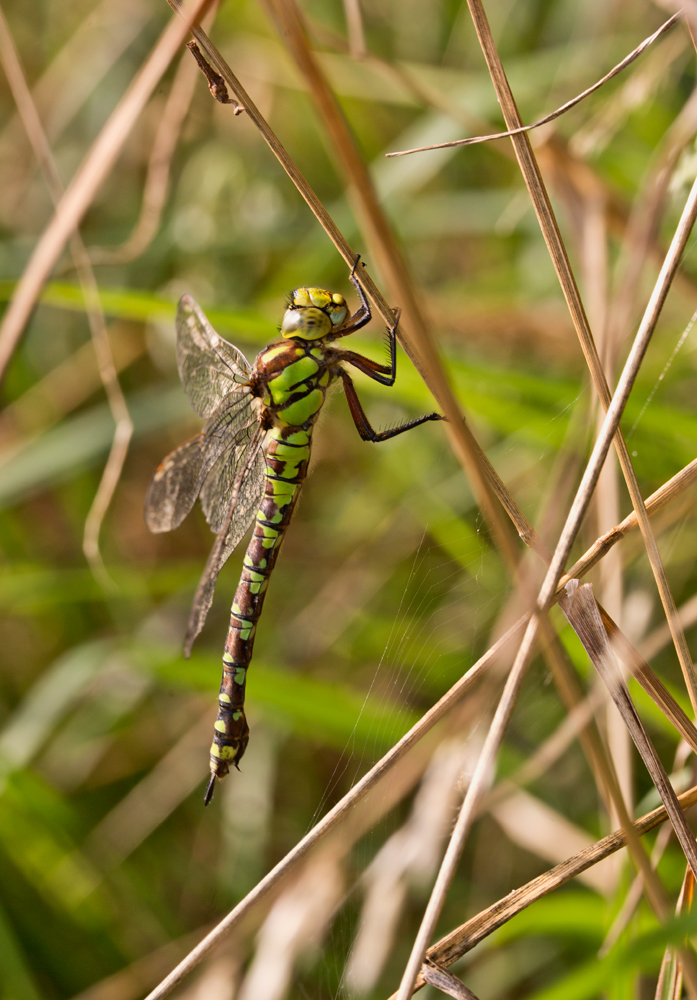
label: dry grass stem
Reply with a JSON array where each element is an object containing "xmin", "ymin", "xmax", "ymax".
[
  {"xmin": 394, "ymin": 614, "xmax": 540, "ymax": 1000},
  {"xmin": 561, "ymin": 583, "xmax": 697, "ymax": 873},
  {"xmin": 141, "ymin": 620, "xmax": 523, "ymax": 1000},
  {"xmin": 606, "ymin": 81, "xmax": 697, "ymax": 373},
  {"xmin": 396, "ymin": 144, "xmax": 697, "ymax": 995},
  {"xmin": 560, "ymin": 459, "xmax": 697, "ymax": 588},
  {"xmin": 464, "ymin": 0, "xmax": 697, "ymax": 713},
  {"xmin": 421, "ymin": 961, "xmax": 481, "ymax": 1000},
  {"xmin": 390, "ymin": 782, "xmax": 697, "ymax": 996},
  {"xmin": 386, "ymin": 14, "xmax": 681, "ymax": 157},
  {"xmin": 88, "ymin": 46, "xmax": 199, "ymax": 265},
  {"xmin": 644, "ymin": 591, "xmax": 697, "ymax": 661},
  {"xmin": 144, "ymin": 443, "xmax": 697, "ymax": 1000},
  {"xmin": 185, "ymin": 0, "xmax": 521, "ymax": 567},
  {"xmin": 655, "ymin": 866, "xmax": 694, "ymax": 1000},
  {"xmin": 0, "ymin": 2, "xmax": 134, "ymax": 582},
  {"xmin": 0, "ymin": 0, "xmax": 213, "ymax": 381},
  {"xmin": 341, "ymin": 0, "xmax": 366, "ymax": 59}
]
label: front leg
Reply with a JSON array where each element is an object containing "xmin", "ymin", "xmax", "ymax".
[
  {"xmin": 337, "ymin": 307, "xmax": 401, "ymax": 386},
  {"xmin": 334, "ymin": 255, "xmax": 372, "ymax": 337},
  {"xmin": 340, "ymin": 370, "xmax": 443, "ymax": 442}
]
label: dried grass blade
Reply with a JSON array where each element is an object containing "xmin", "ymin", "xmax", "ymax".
[
  {"xmin": 143, "ymin": 449, "xmax": 697, "ymax": 1000},
  {"xmin": 561, "ymin": 582, "xmax": 697, "ymax": 875},
  {"xmin": 88, "ymin": 41, "xmax": 200, "ymax": 265},
  {"xmin": 341, "ymin": 0, "xmax": 366, "ymax": 59},
  {"xmin": 599, "ymin": 611, "xmax": 697, "ymax": 755},
  {"xmin": 421, "ymin": 962, "xmax": 481, "ymax": 1000},
  {"xmin": 655, "ymin": 867, "xmax": 695, "ymax": 1000},
  {"xmin": 464, "ymin": 0, "xmax": 697, "ymax": 712},
  {"xmin": 181, "ymin": 0, "xmax": 521, "ymax": 568},
  {"xmin": 140, "ymin": 619, "xmax": 523, "ymax": 1000},
  {"xmin": 0, "ymin": 1, "xmax": 133, "ymax": 584},
  {"xmin": 386, "ymin": 14, "xmax": 681, "ymax": 156},
  {"xmin": 0, "ymin": 0, "xmax": 213, "ymax": 381},
  {"xmin": 559, "ymin": 459, "xmax": 697, "ymax": 589},
  {"xmin": 391, "ymin": 782, "xmax": 697, "ymax": 995}
]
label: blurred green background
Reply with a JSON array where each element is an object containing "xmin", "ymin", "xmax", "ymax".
[{"xmin": 2, "ymin": 1, "xmax": 697, "ymax": 998}]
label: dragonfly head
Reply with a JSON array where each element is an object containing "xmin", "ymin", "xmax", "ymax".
[{"xmin": 281, "ymin": 287, "xmax": 348, "ymax": 340}]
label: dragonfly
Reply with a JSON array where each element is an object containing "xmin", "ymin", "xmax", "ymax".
[{"xmin": 145, "ymin": 262, "xmax": 443, "ymax": 804}]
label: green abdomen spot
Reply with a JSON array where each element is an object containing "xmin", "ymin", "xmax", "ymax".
[
  {"xmin": 269, "ymin": 357, "xmax": 319, "ymax": 403},
  {"xmin": 273, "ymin": 440, "xmax": 311, "ymax": 461},
  {"xmin": 278, "ymin": 389, "xmax": 324, "ymax": 426}
]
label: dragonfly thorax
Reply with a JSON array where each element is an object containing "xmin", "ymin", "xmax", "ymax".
[{"xmin": 281, "ymin": 286, "xmax": 348, "ymax": 340}]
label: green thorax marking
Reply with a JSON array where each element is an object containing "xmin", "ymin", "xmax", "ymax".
[
  {"xmin": 277, "ymin": 389, "xmax": 325, "ymax": 427},
  {"xmin": 260, "ymin": 341, "xmax": 336, "ymax": 428},
  {"xmin": 268, "ymin": 355, "xmax": 319, "ymax": 399}
]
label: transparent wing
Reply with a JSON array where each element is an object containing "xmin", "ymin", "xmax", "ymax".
[
  {"xmin": 198, "ymin": 394, "xmax": 264, "ymax": 533},
  {"xmin": 177, "ymin": 294, "xmax": 254, "ymax": 418},
  {"xmin": 144, "ymin": 432, "xmax": 208, "ymax": 533},
  {"xmin": 184, "ymin": 425, "xmax": 266, "ymax": 657},
  {"xmin": 145, "ymin": 365, "xmax": 259, "ymax": 534}
]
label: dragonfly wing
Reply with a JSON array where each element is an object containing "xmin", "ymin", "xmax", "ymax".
[
  {"xmin": 145, "ymin": 432, "xmax": 208, "ymax": 533},
  {"xmin": 183, "ymin": 427, "xmax": 266, "ymax": 656},
  {"xmin": 177, "ymin": 294, "xmax": 254, "ymax": 418},
  {"xmin": 199, "ymin": 396, "xmax": 265, "ymax": 533},
  {"xmin": 147, "ymin": 314, "xmax": 258, "ymax": 534}
]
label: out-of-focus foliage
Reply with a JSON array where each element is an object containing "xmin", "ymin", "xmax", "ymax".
[{"xmin": 1, "ymin": 1, "xmax": 697, "ymax": 998}]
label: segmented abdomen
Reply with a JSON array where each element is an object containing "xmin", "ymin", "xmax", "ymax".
[{"xmin": 209, "ymin": 426, "xmax": 311, "ymax": 777}]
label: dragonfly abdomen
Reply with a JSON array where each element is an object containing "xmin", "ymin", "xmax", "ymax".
[{"xmin": 209, "ymin": 426, "xmax": 312, "ymax": 780}]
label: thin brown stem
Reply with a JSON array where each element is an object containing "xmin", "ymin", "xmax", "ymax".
[
  {"xmin": 464, "ymin": 0, "xmax": 697, "ymax": 714},
  {"xmin": 88, "ymin": 46, "xmax": 199, "ymax": 265},
  {"xmin": 386, "ymin": 15, "xmax": 681, "ymax": 157},
  {"xmin": 186, "ymin": 0, "xmax": 521, "ymax": 571},
  {"xmin": 561, "ymin": 583, "xmax": 697, "ymax": 876},
  {"xmin": 389, "ymin": 782, "xmax": 697, "ymax": 995},
  {"xmin": 0, "ymin": 1, "xmax": 134, "ymax": 584},
  {"xmin": 396, "ymin": 151, "xmax": 697, "ymax": 1000},
  {"xmin": 140, "ymin": 620, "xmax": 523, "ymax": 1000},
  {"xmin": 0, "ymin": 0, "xmax": 213, "ymax": 382},
  {"xmin": 142, "ymin": 449, "xmax": 697, "ymax": 1000}
]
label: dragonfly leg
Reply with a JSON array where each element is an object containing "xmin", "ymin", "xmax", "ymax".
[
  {"xmin": 340, "ymin": 369, "xmax": 443, "ymax": 442},
  {"xmin": 339, "ymin": 302, "xmax": 411, "ymax": 385},
  {"xmin": 334, "ymin": 256, "xmax": 372, "ymax": 336}
]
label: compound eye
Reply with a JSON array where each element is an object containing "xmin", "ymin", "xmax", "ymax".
[
  {"xmin": 291, "ymin": 288, "xmax": 312, "ymax": 307},
  {"xmin": 281, "ymin": 306, "xmax": 332, "ymax": 339},
  {"xmin": 309, "ymin": 289, "xmax": 331, "ymax": 309},
  {"xmin": 329, "ymin": 305, "xmax": 347, "ymax": 328}
]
